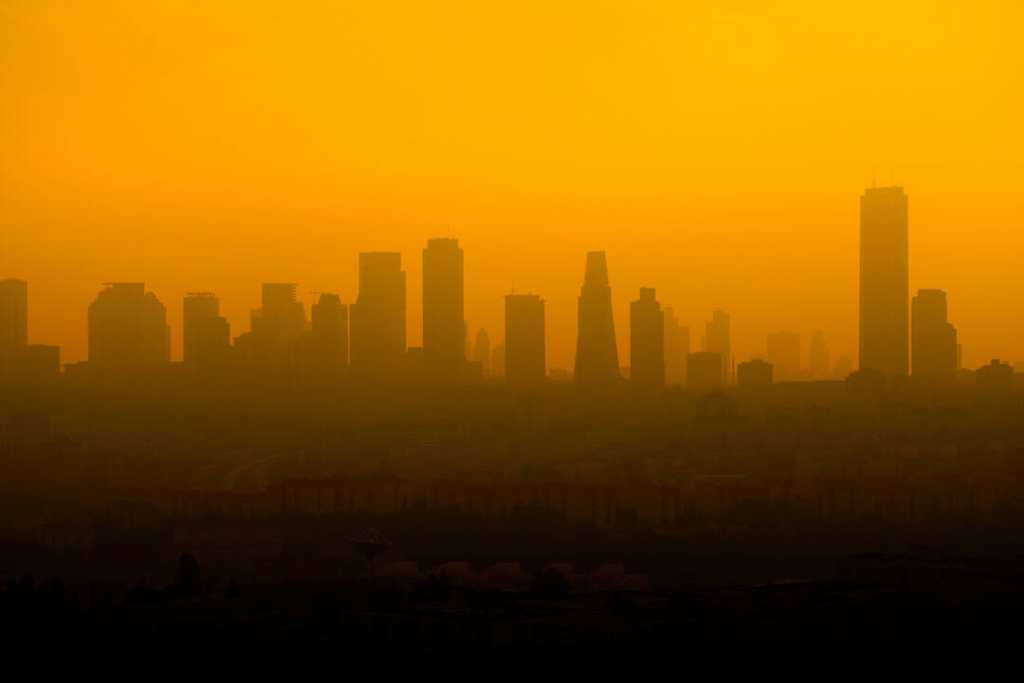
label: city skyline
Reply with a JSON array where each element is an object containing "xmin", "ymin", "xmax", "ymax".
[{"xmin": 1, "ymin": 186, "xmax": 1016, "ymax": 379}]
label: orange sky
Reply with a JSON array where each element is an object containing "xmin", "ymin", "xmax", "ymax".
[{"xmin": 2, "ymin": 0, "xmax": 1022, "ymax": 369}]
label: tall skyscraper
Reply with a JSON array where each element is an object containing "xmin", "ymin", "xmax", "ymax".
[
  {"xmin": 183, "ymin": 293, "xmax": 231, "ymax": 370},
  {"xmin": 766, "ymin": 331, "xmax": 800, "ymax": 381},
  {"xmin": 491, "ymin": 343, "xmax": 506, "ymax": 378},
  {"xmin": 809, "ymin": 331, "xmax": 830, "ymax": 379},
  {"xmin": 422, "ymin": 238, "xmax": 465, "ymax": 372},
  {"xmin": 704, "ymin": 310, "xmax": 731, "ymax": 383},
  {"xmin": 630, "ymin": 288, "xmax": 665, "ymax": 389},
  {"xmin": 310, "ymin": 292, "xmax": 349, "ymax": 366},
  {"xmin": 88, "ymin": 283, "xmax": 170, "ymax": 371},
  {"xmin": 350, "ymin": 252, "xmax": 406, "ymax": 371},
  {"xmin": 911, "ymin": 289, "xmax": 957, "ymax": 381},
  {"xmin": 663, "ymin": 306, "xmax": 685, "ymax": 386},
  {"xmin": 0, "ymin": 279, "xmax": 28, "ymax": 355},
  {"xmin": 860, "ymin": 186, "xmax": 909, "ymax": 376},
  {"xmin": 505, "ymin": 294, "xmax": 545, "ymax": 388},
  {"xmin": 472, "ymin": 328, "xmax": 491, "ymax": 377},
  {"xmin": 574, "ymin": 251, "xmax": 619, "ymax": 387}
]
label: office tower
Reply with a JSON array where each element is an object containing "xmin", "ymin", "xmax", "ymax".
[
  {"xmin": 422, "ymin": 238, "xmax": 465, "ymax": 372},
  {"xmin": 704, "ymin": 310, "xmax": 731, "ymax": 383},
  {"xmin": 310, "ymin": 292, "xmax": 349, "ymax": 366},
  {"xmin": 766, "ymin": 331, "xmax": 800, "ymax": 381},
  {"xmin": 491, "ymin": 343, "xmax": 505, "ymax": 378},
  {"xmin": 809, "ymin": 331, "xmax": 830, "ymax": 379},
  {"xmin": 630, "ymin": 288, "xmax": 665, "ymax": 389},
  {"xmin": 505, "ymin": 294, "xmax": 545, "ymax": 388},
  {"xmin": 350, "ymin": 252, "xmax": 406, "ymax": 371},
  {"xmin": 663, "ymin": 306, "xmax": 685, "ymax": 385},
  {"xmin": 860, "ymin": 186, "xmax": 909, "ymax": 376},
  {"xmin": 574, "ymin": 251, "xmax": 619, "ymax": 387},
  {"xmin": 737, "ymin": 359, "xmax": 773, "ymax": 388},
  {"xmin": 473, "ymin": 328, "xmax": 491, "ymax": 377},
  {"xmin": 680, "ymin": 324, "xmax": 690, "ymax": 384},
  {"xmin": 253, "ymin": 283, "xmax": 305, "ymax": 347},
  {"xmin": 0, "ymin": 278, "xmax": 28, "ymax": 355},
  {"xmin": 911, "ymin": 289, "xmax": 957, "ymax": 381},
  {"xmin": 88, "ymin": 283, "xmax": 170, "ymax": 371},
  {"xmin": 687, "ymin": 352, "xmax": 722, "ymax": 393},
  {"xmin": 183, "ymin": 293, "xmax": 231, "ymax": 370}
]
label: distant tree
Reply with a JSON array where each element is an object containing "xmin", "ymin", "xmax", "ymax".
[{"xmin": 530, "ymin": 567, "xmax": 571, "ymax": 599}]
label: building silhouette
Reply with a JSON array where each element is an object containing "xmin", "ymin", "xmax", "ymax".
[
  {"xmin": 687, "ymin": 351, "xmax": 722, "ymax": 393},
  {"xmin": 809, "ymin": 331, "xmax": 830, "ymax": 379},
  {"xmin": 630, "ymin": 288, "xmax": 665, "ymax": 389},
  {"xmin": 766, "ymin": 332, "xmax": 800, "ymax": 381},
  {"xmin": 183, "ymin": 293, "xmax": 231, "ymax": 371},
  {"xmin": 422, "ymin": 238, "xmax": 465, "ymax": 373},
  {"xmin": 505, "ymin": 294, "xmax": 545, "ymax": 388},
  {"xmin": 0, "ymin": 278, "xmax": 28, "ymax": 355},
  {"xmin": 491, "ymin": 343, "xmax": 505, "ymax": 378},
  {"xmin": 574, "ymin": 251, "xmax": 619, "ymax": 387},
  {"xmin": 350, "ymin": 252, "xmax": 406, "ymax": 372},
  {"xmin": 976, "ymin": 359, "xmax": 1014, "ymax": 393},
  {"xmin": 704, "ymin": 310, "xmax": 731, "ymax": 383},
  {"xmin": 473, "ymin": 328, "xmax": 491, "ymax": 377},
  {"xmin": 310, "ymin": 292, "xmax": 349, "ymax": 369},
  {"xmin": 737, "ymin": 358, "xmax": 773, "ymax": 388},
  {"xmin": 860, "ymin": 186, "xmax": 909, "ymax": 376},
  {"xmin": 911, "ymin": 289, "xmax": 957, "ymax": 381},
  {"xmin": 663, "ymin": 306, "xmax": 687, "ymax": 386},
  {"xmin": 88, "ymin": 283, "xmax": 169, "ymax": 372}
]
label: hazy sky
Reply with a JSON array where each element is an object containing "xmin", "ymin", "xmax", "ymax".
[{"xmin": 2, "ymin": 1, "xmax": 1022, "ymax": 368}]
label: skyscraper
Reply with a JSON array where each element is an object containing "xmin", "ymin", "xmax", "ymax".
[
  {"xmin": 809, "ymin": 331, "xmax": 830, "ymax": 379},
  {"xmin": 88, "ymin": 283, "xmax": 169, "ymax": 371},
  {"xmin": 310, "ymin": 292, "xmax": 349, "ymax": 367},
  {"xmin": 505, "ymin": 294, "xmax": 545, "ymax": 388},
  {"xmin": 630, "ymin": 288, "xmax": 664, "ymax": 389},
  {"xmin": 0, "ymin": 278, "xmax": 28, "ymax": 354},
  {"xmin": 473, "ymin": 328, "xmax": 491, "ymax": 377},
  {"xmin": 704, "ymin": 310, "xmax": 731, "ymax": 383},
  {"xmin": 911, "ymin": 289, "xmax": 957, "ymax": 381},
  {"xmin": 663, "ymin": 306, "xmax": 685, "ymax": 386},
  {"xmin": 422, "ymin": 238, "xmax": 465, "ymax": 372},
  {"xmin": 574, "ymin": 251, "xmax": 619, "ymax": 387},
  {"xmin": 350, "ymin": 252, "xmax": 406, "ymax": 372},
  {"xmin": 766, "ymin": 331, "xmax": 800, "ymax": 381},
  {"xmin": 183, "ymin": 292, "xmax": 231, "ymax": 370},
  {"xmin": 860, "ymin": 186, "xmax": 909, "ymax": 376}
]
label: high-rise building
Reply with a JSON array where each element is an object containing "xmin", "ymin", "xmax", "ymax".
[
  {"xmin": 766, "ymin": 331, "xmax": 800, "ymax": 381},
  {"xmin": 422, "ymin": 238, "xmax": 465, "ymax": 372},
  {"xmin": 663, "ymin": 306, "xmax": 685, "ymax": 386},
  {"xmin": 860, "ymin": 186, "xmax": 909, "ymax": 376},
  {"xmin": 687, "ymin": 351, "xmax": 722, "ymax": 393},
  {"xmin": 630, "ymin": 288, "xmax": 665, "ymax": 389},
  {"xmin": 350, "ymin": 252, "xmax": 406, "ymax": 371},
  {"xmin": 574, "ymin": 251, "xmax": 619, "ymax": 387},
  {"xmin": 88, "ymin": 283, "xmax": 170, "ymax": 371},
  {"xmin": 809, "ymin": 331, "xmax": 830, "ymax": 379},
  {"xmin": 505, "ymin": 294, "xmax": 545, "ymax": 388},
  {"xmin": 737, "ymin": 358, "xmax": 773, "ymax": 388},
  {"xmin": 183, "ymin": 293, "xmax": 231, "ymax": 370},
  {"xmin": 310, "ymin": 292, "xmax": 349, "ymax": 366},
  {"xmin": 704, "ymin": 310, "xmax": 731, "ymax": 383},
  {"xmin": 0, "ymin": 279, "xmax": 28, "ymax": 354},
  {"xmin": 911, "ymin": 289, "xmax": 957, "ymax": 381},
  {"xmin": 473, "ymin": 328, "xmax": 491, "ymax": 377}
]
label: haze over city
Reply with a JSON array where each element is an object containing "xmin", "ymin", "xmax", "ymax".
[{"xmin": 3, "ymin": 0, "xmax": 1024, "ymax": 653}]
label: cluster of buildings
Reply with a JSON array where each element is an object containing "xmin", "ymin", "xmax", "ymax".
[{"xmin": 0, "ymin": 187, "xmax": 1013, "ymax": 390}]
